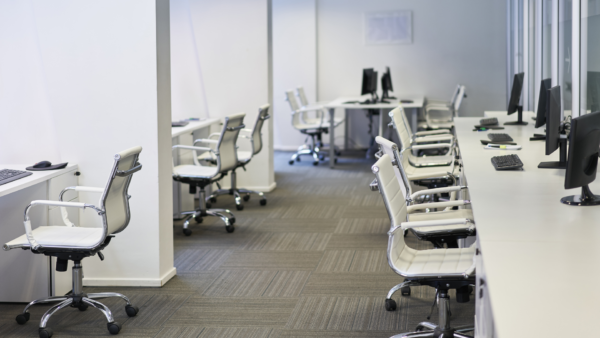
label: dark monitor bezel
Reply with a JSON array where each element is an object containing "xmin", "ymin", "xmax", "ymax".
[
  {"xmin": 545, "ymin": 86, "xmax": 561, "ymax": 156},
  {"xmin": 535, "ymin": 78, "xmax": 552, "ymax": 128},
  {"xmin": 507, "ymin": 73, "xmax": 525, "ymax": 115},
  {"xmin": 382, "ymin": 67, "xmax": 393, "ymax": 93},
  {"xmin": 361, "ymin": 68, "xmax": 375, "ymax": 96},
  {"xmin": 564, "ymin": 111, "xmax": 600, "ymax": 190}
]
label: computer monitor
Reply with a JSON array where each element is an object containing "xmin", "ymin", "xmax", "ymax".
[
  {"xmin": 538, "ymin": 86, "xmax": 568, "ymax": 169},
  {"xmin": 505, "ymin": 72, "xmax": 527, "ymax": 125},
  {"xmin": 535, "ymin": 78, "xmax": 552, "ymax": 128},
  {"xmin": 381, "ymin": 67, "xmax": 396, "ymax": 100},
  {"xmin": 561, "ymin": 111, "xmax": 600, "ymax": 206},
  {"xmin": 361, "ymin": 68, "xmax": 378, "ymax": 103},
  {"xmin": 587, "ymin": 72, "xmax": 600, "ymax": 112}
]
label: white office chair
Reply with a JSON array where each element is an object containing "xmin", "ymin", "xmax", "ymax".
[
  {"xmin": 4, "ymin": 146, "xmax": 144, "ymax": 338},
  {"xmin": 172, "ymin": 113, "xmax": 244, "ymax": 236},
  {"xmin": 205, "ymin": 104, "xmax": 270, "ymax": 210},
  {"xmin": 389, "ymin": 107, "xmax": 456, "ymax": 166},
  {"xmin": 296, "ymin": 86, "xmax": 344, "ymax": 127},
  {"xmin": 423, "ymin": 85, "xmax": 467, "ymax": 130},
  {"xmin": 372, "ymin": 154, "xmax": 475, "ymax": 338},
  {"xmin": 285, "ymin": 90, "xmax": 341, "ymax": 165},
  {"xmin": 374, "ymin": 136, "xmax": 474, "ymax": 248}
]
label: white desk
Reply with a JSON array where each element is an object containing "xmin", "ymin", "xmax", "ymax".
[
  {"xmin": 325, "ymin": 96, "xmax": 424, "ymax": 168},
  {"xmin": 0, "ymin": 164, "xmax": 79, "ymax": 302},
  {"xmin": 454, "ymin": 112, "xmax": 600, "ymax": 337},
  {"xmin": 171, "ymin": 118, "xmax": 220, "ymax": 218}
]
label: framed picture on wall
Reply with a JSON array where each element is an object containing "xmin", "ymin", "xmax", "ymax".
[{"xmin": 365, "ymin": 11, "xmax": 412, "ymax": 45}]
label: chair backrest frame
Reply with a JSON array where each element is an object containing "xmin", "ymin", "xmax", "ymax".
[
  {"xmin": 249, "ymin": 104, "xmax": 270, "ymax": 155},
  {"xmin": 215, "ymin": 113, "xmax": 245, "ymax": 172}
]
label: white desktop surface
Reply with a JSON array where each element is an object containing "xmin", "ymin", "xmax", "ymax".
[
  {"xmin": 0, "ymin": 164, "xmax": 79, "ymax": 198},
  {"xmin": 455, "ymin": 112, "xmax": 600, "ymax": 337},
  {"xmin": 171, "ymin": 118, "xmax": 220, "ymax": 138},
  {"xmin": 325, "ymin": 95, "xmax": 424, "ymax": 109}
]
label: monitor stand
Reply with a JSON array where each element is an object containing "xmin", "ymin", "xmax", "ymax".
[
  {"xmin": 561, "ymin": 185, "xmax": 600, "ymax": 206},
  {"xmin": 538, "ymin": 136, "xmax": 567, "ymax": 169},
  {"xmin": 530, "ymin": 133, "xmax": 546, "ymax": 141},
  {"xmin": 504, "ymin": 106, "xmax": 529, "ymax": 125},
  {"xmin": 381, "ymin": 90, "xmax": 397, "ymax": 101}
]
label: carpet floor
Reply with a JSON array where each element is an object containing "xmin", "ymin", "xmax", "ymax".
[{"xmin": 0, "ymin": 151, "xmax": 474, "ymax": 337}]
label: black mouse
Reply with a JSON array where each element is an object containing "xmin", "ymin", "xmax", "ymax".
[{"xmin": 33, "ymin": 161, "xmax": 52, "ymax": 168}]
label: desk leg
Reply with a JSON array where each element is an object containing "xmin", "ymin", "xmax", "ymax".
[{"xmin": 329, "ymin": 108, "xmax": 335, "ymax": 168}]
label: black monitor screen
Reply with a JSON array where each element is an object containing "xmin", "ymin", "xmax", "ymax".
[
  {"xmin": 587, "ymin": 72, "xmax": 600, "ymax": 112},
  {"xmin": 535, "ymin": 78, "xmax": 552, "ymax": 128},
  {"xmin": 565, "ymin": 111, "xmax": 600, "ymax": 189},
  {"xmin": 370, "ymin": 71, "xmax": 378, "ymax": 94},
  {"xmin": 507, "ymin": 73, "xmax": 525, "ymax": 115},
  {"xmin": 361, "ymin": 68, "xmax": 375, "ymax": 95},
  {"xmin": 382, "ymin": 67, "xmax": 393, "ymax": 93},
  {"xmin": 545, "ymin": 86, "xmax": 561, "ymax": 155}
]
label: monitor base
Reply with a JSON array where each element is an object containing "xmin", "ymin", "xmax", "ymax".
[
  {"xmin": 530, "ymin": 134, "xmax": 546, "ymax": 141},
  {"xmin": 538, "ymin": 161, "xmax": 567, "ymax": 169},
  {"xmin": 561, "ymin": 186, "xmax": 600, "ymax": 206},
  {"xmin": 504, "ymin": 121, "xmax": 529, "ymax": 126}
]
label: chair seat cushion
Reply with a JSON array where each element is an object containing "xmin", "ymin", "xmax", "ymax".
[
  {"xmin": 391, "ymin": 244, "xmax": 475, "ymax": 277},
  {"xmin": 173, "ymin": 165, "xmax": 219, "ymax": 179},
  {"xmin": 6, "ymin": 226, "xmax": 103, "ymax": 248},
  {"xmin": 408, "ymin": 209, "xmax": 474, "ymax": 234},
  {"xmin": 408, "ymin": 154, "xmax": 454, "ymax": 167},
  {"xmin": 237, "ymin": 150, "xmax": 252, "ymax": 162}
]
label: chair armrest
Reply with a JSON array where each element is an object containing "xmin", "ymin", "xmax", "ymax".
[
  {"xmin": 414, "ymin": 130, "xmax": 452, "ymax": 137},
  {"xmin": 415, "ymin": 134, "xmax": 454, "ymax": 143},
  {"xmin": 194, "ymin": 138, "xmax": 218, "ymax": 145},
  {"xmin": 173, "ymin": 145, "xmax": 219, "ymax": 167},
  {"xmin": 408, "ymin": 143, "xmax": 453, "ymax": 150},
  {"xmin": 399, "ymin": 218, "xmax": 473, "ymax": 230},
  {"xmin": 407, "ymin": 200, "xmax": 470, "ymax": 212},
  {"xmin": 370, "ymin": 178, "xmax": 379, "ymax": 191},
  {"xmin": 4, "ymin": 201, "xmax": 101, "ymax": 251},
  {"xmin": 410, "ymin": 186, "xmax": 466, "ymax": 200},
  {"xmin": 59, "ymin": 186, "xmax": 105, "ymax": 227}
]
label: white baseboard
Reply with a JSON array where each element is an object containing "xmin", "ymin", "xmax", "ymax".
[{"xmin": 83, "ymin": 267, "xmax": 177, "ymax": 287}]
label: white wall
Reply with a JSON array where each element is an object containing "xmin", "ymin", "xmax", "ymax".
[
  {"xmin": 317, "ymin": 0, "xmax": 507, "ymax": 118},
  {"xmin": 272, "ymin": 0, "xmax": 318, "ymax": 151},
  {"xmin": 170, "ymin": 0, "xmax": 275, "ymax": 191},
  {"xmin": 0, "ymin": 0, "xmax": 175, "ymax": 286}
]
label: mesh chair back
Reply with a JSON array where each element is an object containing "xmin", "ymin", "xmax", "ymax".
[
  {"xmin": 296, "ymin": 86, "xmax": 309, "ymax": 107},
  {"xmin": 250, "ymin": 104, "xmax": 270, "ymax": 155},
  {"xmin": 375, "ymin": 136, "xmax": 412, "ymax": 198},
  {"xmin": 389, "ymin": 107, "xmax": 412, "ymax": 151},
  {"xmin": 100, "ymin": 146, "xmax": 142, "ymax": 234},
  {"xmin": 216, "ymin": 113, "xmax": 245, "ymax": 172},
  {"xmin": 372, "ymin": 154, "xmax": 409, "ymax": 230}
]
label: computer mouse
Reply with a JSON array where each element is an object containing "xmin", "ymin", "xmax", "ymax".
[{"xmin": 33, "ymin": 161, "xmax": 52, "ymax": 168}]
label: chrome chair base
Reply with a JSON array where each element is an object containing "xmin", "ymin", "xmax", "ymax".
[
  {"xmin": 207, "ymin": 170, "xmax": 266, "ymax": 211},
  {"xmin": 15, "ymin": 262, "xmax": 138, "ymax": 338},
  {"xmin": 288, "ymin": 133, "xmax": 340, "ymax": 166},
  {"xmin": 388, "ymin": 288, "xmax": 473, "ymax": 338},
  {"xmin": 181, "ymin": 188, "xmax": 235, "ymax": 236}
]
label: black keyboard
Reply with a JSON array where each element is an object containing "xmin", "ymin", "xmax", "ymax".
[
  {"xmin": 0, "ymin": 169, "xmax": 32, "ymax": 186},
  {"xmin": 479, "ymin": 117, "xmax": 499, "ymax": 126},
  {"xmin": 171, "ymin": 121, "xmax": 189, "ymax": 127},
  {"xmin": 491, "ymin": 154, "xmax": 523, "ymax": 170},
  {"xmin": 488, "ymin": 133, "xmax": 513, "ymax": 143}
]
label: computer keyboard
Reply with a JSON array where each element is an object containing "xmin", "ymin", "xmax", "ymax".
[
  {"xmin": 488, "ymin": 133, "xmax": 513, "ymax": 143},
  {"xmin": 479, "ymin": 117, "xmax": 499, "ymax": 126},
  {"xmin": 491, "ymin": 154, "xmax": 523, "ymax": 170},
  {"xmin": 171, "ymin": 121, "xmax": 189, "ymax": 127},
  {"xmin": 0, "ymin": 169, "xmax": 32, "ymax": 186}
]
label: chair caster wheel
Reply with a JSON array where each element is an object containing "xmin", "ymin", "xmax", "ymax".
[
  {"xmin": 288, "ymin": 160, "xmax": 294, "ymax": 165},
  {"xmin": 335, "ymin": 150, "xmax": 342, "ymax": 156},
  {"xmin": 243, "ymin": 195, "xmax": 250, "ymax": 201},
  {"xmin": 210, "ymin": 197, "xmax": 217, "ymax": 203},
  {"xmin": 78, "ymin": 302, "xmax": 88, "ymax": 311},
  {"xmin": 401, "ymin": 286, "xmax": 411, "ymax": 296},
  {"xmin": 319, "ymin": 155, "xmax": 325, "ymax": 161},
  {"xmin": 334, "ymin": 158, "xmax": 338, "ymax": 164},
  {"xmin": 194, "ymin": 215, "xmax": 203, "ymax": 224},
  {"xmin": 16, "ymin": 312, "xmax": 30, "ymax": 325},
  {"xmin": 107, "ymin": 321, "xmax": 122, "ymax": 335},
  {"xmin": 183, "ymin": 228, "xmax": 192, "ymax": 236},
  {"xmin": 229, "ymin": 217, "xmax": 236, "ymax": 224},
  {"xmin": 226, "ymin": 225, "xmax": 235, "ymax": 233},
  {"xmin": 236, "ymin": 204, "xmax": 244, "ymax": 211},
  {"xmin": 313, "ymin": 161, "xmax": 319, "ymax": 166},
  {"xmin": 260, "ymin": 199, "xmax": 267, "ymax": 206},
  {"xmin": 125, "ymin": 304, "xmax": 139, "ymax": 317},
  {"xmin": 206, "ymin": 202, "xmax": 212, "ymax": 208},
  {"xmin": 296, "ymin": 157, "xmax": 301, "ymax": 162},
  {"xmin": 39, "ymin": 328, "xmax": 53, "ymax": 338},
  {"xmin": 385, "ymin": 298, "xmax": 397, "ymax": 311}
]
